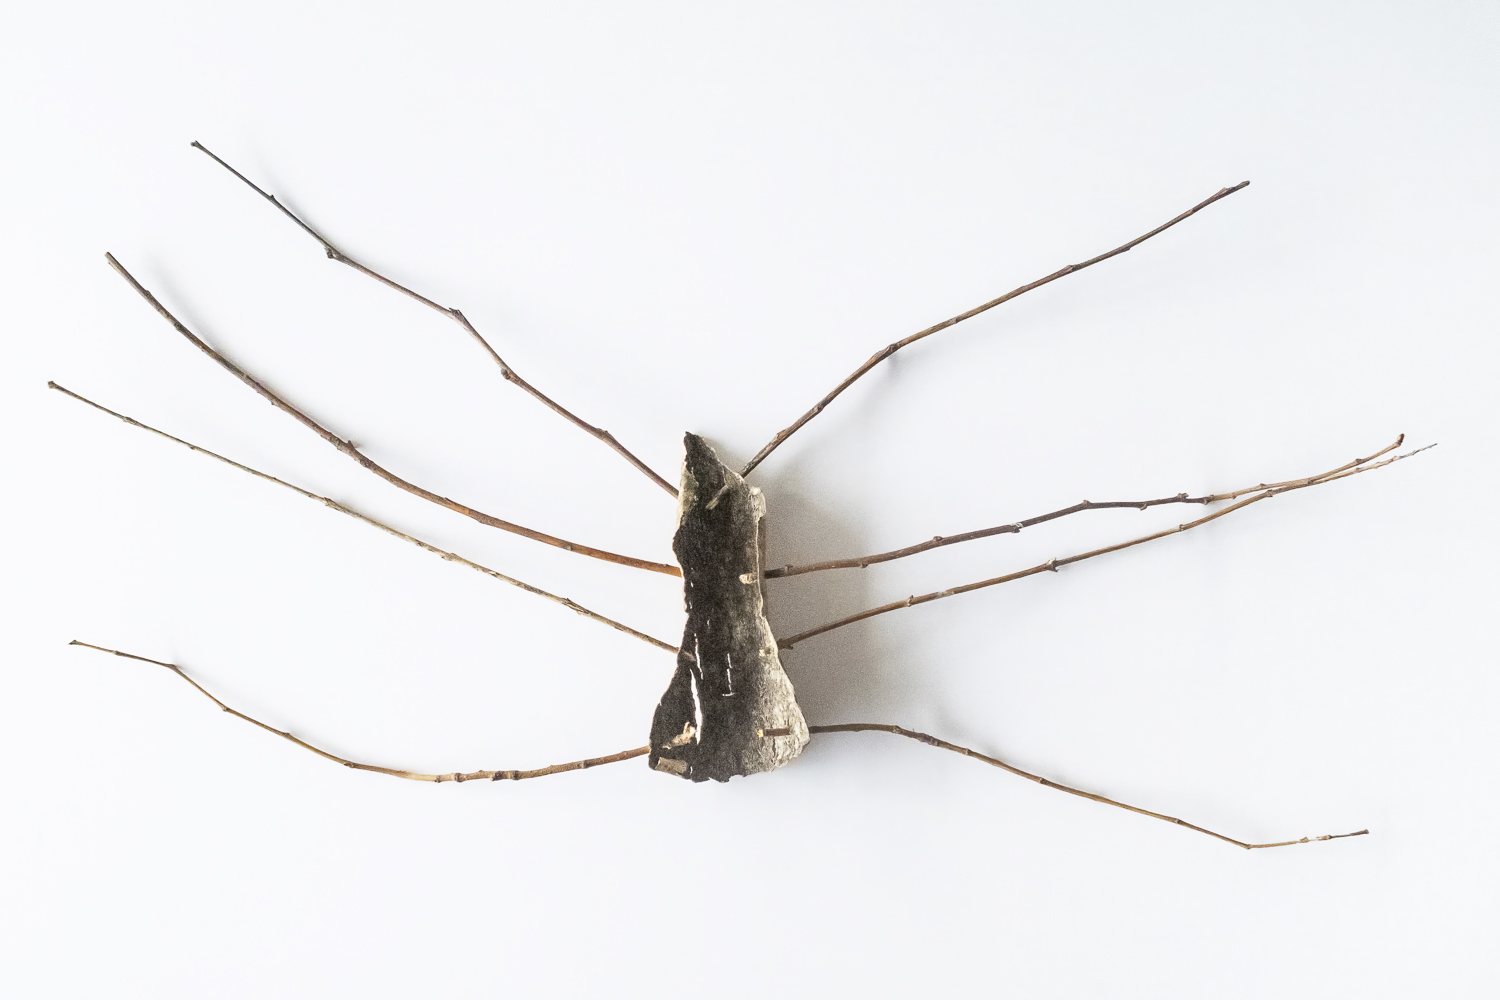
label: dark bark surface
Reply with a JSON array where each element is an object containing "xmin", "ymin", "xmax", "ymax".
[{"xmin": 649, "ymin": 434, "xmax": 809, "ymax": 781}]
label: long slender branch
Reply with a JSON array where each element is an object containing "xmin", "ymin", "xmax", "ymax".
[
  {"xmin": 739, "ymin": 181, "xmax": 1251, "ymax": 477},
  {"xmin": 778, "ymin": 437, "xmax": 1432, "ymax": 649},
  {"xmin": 793, "ymin": 724, "xmax": 1367, "ymax": 850},
  {"xmin": 189, "ymin": 141, "xmax": 679, "ymax": 498},
  {"xmin": 104, "ymin": 253, "xmax": 681, "ymax": 577},
  {"xmin": 765, "ymin": 436, "xmax": 1409, "ymax": 579},
  {"xmin": 49, "ymin": 383, "xmax": 678, "ymax": 654},
  {"xmin": 69, "ymin": 642, "xmax": 650, "ymax": 782}
]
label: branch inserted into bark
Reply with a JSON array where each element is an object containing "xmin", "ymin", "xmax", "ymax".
[
  {"xmin": 778, "ymin": 436, "xmax": 1430, "ymax": 649},
  {"xmin": 69, "ymin": 642, "xmax": 650, "ymax": 782},
  {"xmin": 49, "ymin": 383, "xmax": 678, "ymax": 654},
  {"xmin": 739, "ymin": 181, "xmax": 1251, "ymax": 477},
  {"xmin": 764, "ymin": 437, "xmax": 1412, "ymax": 578},
  {"xmin": 104, "ymin": 253, "xmax": 681, "ymax": 577},
  {"xmin": 801, "ymin": 723, "xmax": 1368, "ymax": 850},
  {"xmin": 190, "ymin": 141, "xmax": 678, "ymax": 498}
]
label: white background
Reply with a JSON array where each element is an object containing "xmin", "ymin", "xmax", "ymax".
[{"xmin": 3, "ymin": 3, "xmax": 1496, "ymax": 997}]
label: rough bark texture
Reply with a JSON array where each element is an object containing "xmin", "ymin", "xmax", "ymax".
[{"xmin": 649, "ymin": 434, "xmax": 809, "ymax": 781}]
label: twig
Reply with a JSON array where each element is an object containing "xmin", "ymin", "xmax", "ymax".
[
  {"xmin": 778, "ymin": 437, "xmax": 1431, "ymax": 649},
  {"xmin": 764, "ymin": 436, "xmax": 1409, "ymax": 579},
  {"xmin": 104, "ymin": 253, "xmax": 681, "ymax": 578},
  {"xmin": 739, "ymin": 181, "xmax": 1251, "ymax": 477},
  {"xmin": 68, "ymin": 641, "xmax": 651, "ymax": 783},
  {"xmin": 48, "ymin": 383, "xmax": 678, "ymax": 654},
  {"xmin": 189, "ymin": 141, "xmax": 678, "ymax": 498},
  {"xmin": 799, "ymin": 723, "xmax": 1367, "ymax": 851}
]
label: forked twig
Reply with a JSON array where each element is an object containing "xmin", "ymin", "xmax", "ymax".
[
  {"xmin": 778, "ymin": 437, "xmax": 1432, "ymax": 649},
  {"xmin": 739, "ymin": 181, "xmax": 1251, "ymax": 476},
  {"xmin": 69, "ymin": 642, "xmax": 650, "ymax": 783},
  {"xmin": 765, "ymin": 437, "xmax": 1413, "ymax": 578},
  {"xmin": 104, "ymin": 253, "xmax": 681, "ymax": 578},
  {"xmin": 789, "ymin": 724, "xmax": 1368, "ymax": 851},
  {"xmin": 49, "ymin": 383, "xmax": 678, "ymax": 654},
  {"xmin": 188, "ymin": 141, "xmax": 679, "ymax": 499}
]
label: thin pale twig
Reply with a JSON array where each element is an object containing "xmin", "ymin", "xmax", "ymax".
[
  {"xmin": 69, "ymin": 642, "xmax": 650, "ymax": 783},
  {"xmin": 49, "ymin": 383, "xmax": 678, "ymax": 654},
  {"xmin": 764, "ymin": 436, "xmax": 1409, "ymax": 578},
  {"xmin": 797, "ymin": 723, "xmax": 1367, "ymax": 851},
  {"xmin": 189, "ymin": 141, "xmax": 678, "ymax": 498},
  {"xmin": 740, "ymin": 181, "xmax": 1251, "ymax": 477},
  {"xmin": 778, "ymin": 437, "xmax": 1431, "ymax": 649},
  {"xmin": 104, "ymin": 253, "xmax": 681, "ymax": 578}
]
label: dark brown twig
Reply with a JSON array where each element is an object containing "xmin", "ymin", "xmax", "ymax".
[
  {"xmin": 69, "ymin": 641, "xmax": 650, "ymax": 783},
  {"xmin": 49, "ymin": 383, "xmax": 678, "ymax": 654},
  {"xmin": 778, "ymin": 437, "xmax": 1431, "ymax": 649},
  {"xmin": 764, "ymin": 437, "xmax": 1409, "ymax": 579},
  {"xmin": 800, "ymin": 724, "xmax": 1368, "ymax": 850},
  {"xmin": 739, "ymin": 181, "xmax": 1251, "ymax": 477},
  {"xmin": 104, "ymin": 253, "xmax": 681, "ymax": 578},
  {"xmin": 189, "ymin": 141, "xmax": 678, "ymax": 498}
]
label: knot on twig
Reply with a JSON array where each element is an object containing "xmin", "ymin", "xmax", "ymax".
[{"xmin": 1044, "ymin": 558, "xmax": 1058, "ymax": 572}]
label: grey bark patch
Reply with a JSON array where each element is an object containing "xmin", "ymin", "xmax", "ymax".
[{"xmin": 649, "ymin": 434, "xmax": 810, "ymax": 781}]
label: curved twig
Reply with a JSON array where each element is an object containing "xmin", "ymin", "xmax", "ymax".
[
  {"xmin": 69, "ymin": 642, "xmax": 651, "ymax": 783},
  {"xmin": 798, "ymin": 724, "xmax": 1367, "ymax": 851},
  {"xmin": 190, "ymin": 141, "xmax": 677, "ymax": 498},
  {"xmin": 740, "ymin": 181, "xmax": 1251, "ymax": 476},
  {"xmin": 105, "ymin": 253, "xmax": 681, "ymax": 577}
]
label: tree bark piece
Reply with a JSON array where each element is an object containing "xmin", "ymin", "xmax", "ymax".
[{"xmin": 650, "ymin": 435, "xmax": 809, "ymax": 781}]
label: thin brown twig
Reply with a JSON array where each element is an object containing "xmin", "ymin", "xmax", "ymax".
[
  {"xmin": 778, "ymin": 437, "xmax": 1431, "ymax": 649},
  {"xmin": 49, "ymin": 383, "xmax": 678, "ymax": 654},
  {"xmin": 739, "ymin": 181, "xmax": 1251, "ymax": 477},
  {"xmin": 104, "ymin": 253, "xmax": 681, "ymax": 578},
  {"xmin": 188, "ymin": 141, "xmax": 679, "ymax": 498},
  {"xmin": 764, "ymin": 436, "xmax": 1409, "ymax": 579},
  {"xmin": 68, "ymin": 641, "xmax": 651, "ymax": 782},
  {"xmin": 799, "ymin": 723, "xmax": 1367, "ymax": 850}
]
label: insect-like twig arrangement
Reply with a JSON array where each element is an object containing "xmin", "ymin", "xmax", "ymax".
[{"xmin": 55, "ymin": 143, "xmax": 1431, "ymax": 851}]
